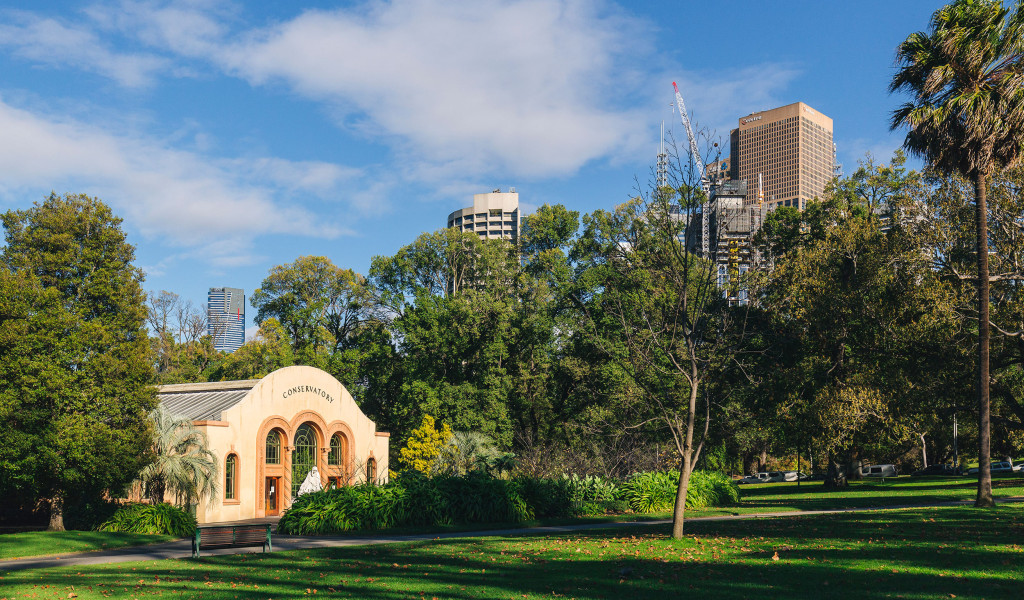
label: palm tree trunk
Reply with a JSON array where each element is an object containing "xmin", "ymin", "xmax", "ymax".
[{"xmin": 975, "ymin": 171, "xmax": 994, "ymax": 508}]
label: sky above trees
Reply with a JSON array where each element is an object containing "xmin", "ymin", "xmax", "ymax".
[{"xmin": 0, "ymin": 0, "xmax": 947, "ymax": 334}]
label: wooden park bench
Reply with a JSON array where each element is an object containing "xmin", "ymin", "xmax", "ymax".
[{"xmin": 192, "ymin": 524, "xmax": 272, "ymax": 558}]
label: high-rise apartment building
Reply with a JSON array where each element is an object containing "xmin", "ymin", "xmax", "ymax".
[
  {"xmin": 447, "ymin": 190, "xmax": 520, "ymax": 243},
  {"xmin": 207, "ymin": 287, "xmax": 245, "ymax": 353},
  {"xmin": 730, "ymin": 102, "xmax": 833, "ymax": 211}
]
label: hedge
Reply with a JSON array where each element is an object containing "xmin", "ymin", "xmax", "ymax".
[{"xmin": 278, "ymin": 470, "xmax": 738, "ymax": 535}]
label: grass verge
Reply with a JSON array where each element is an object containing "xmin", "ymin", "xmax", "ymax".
[
  {"xmin": 0, "ymin": 531, "xmax": 177, "ymax": 561},
  {"xmin": 1, "ymin": 505, "xmax": 1021, "ymax": 599}
]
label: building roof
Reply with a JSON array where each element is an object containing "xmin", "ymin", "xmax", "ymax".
[{"xmin": 156, "ymin": 380, "xmax": 260, "ymax": 421}]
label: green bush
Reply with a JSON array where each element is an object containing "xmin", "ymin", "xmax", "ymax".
[
  {"xmin": 278, "ymin": 472, "xmax": 533, "ymax": 535},
  {"xmin": 98, "ymin": 503, "xmax": 196, "ymax": 537},
  {"xmin": 686, "ymin": 470, "xmax": 740, "ymax": 508},
  {"xmin": 619, "ymin": 471, "xmax": 677, "ymax": 513},
  {"xmin": 619, "ymin": 470, "xmax": 739, "ymax": 513},
  {"xmin": 279, "ymin": 470, "xmax": 739, "ymax": 535}
]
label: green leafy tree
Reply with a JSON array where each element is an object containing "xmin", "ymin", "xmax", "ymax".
[
  {"xmin": 210, "ymin": 317, "xmax": 294, "ymax": 381},
  {"xmin": 890, "ymin": 0, "xmax": 1024, "ymax": 506},
  {"xmin": 571, "ymin": 168, "xmax": 743, "ymax": 539},
  {"xmin": 0, "ymin": 193, "xmax": 154, "ymax": 530},
  {"xmin": 137, "ymin": 406, "xmax": 218, "ymax": 507},
  {"xmin": 251, "ymin": 256, "xmax": 369, "ymax": 367},
  {"xmin": 369, "ymin": 230, "xmax": 521, "ymax": 446}
]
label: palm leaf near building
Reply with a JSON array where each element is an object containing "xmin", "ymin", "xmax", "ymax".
[
  {"xmin": 890, "ymin": 0, "xmax": 1024, "ymax": 506},
  {"xmin": 137, "ymin": 406, "xmax": 219, "ymax": 507}
]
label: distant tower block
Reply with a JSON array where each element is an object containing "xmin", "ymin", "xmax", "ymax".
[
  {"xmin": 733, "ymin": 102, "xmax": 834, "ymax": 211},
  {"xmin": 446, "ymin": 189, "xmax": 520, "ymax": 244},
  {"xmin": 207, "ymin": 287, "xmax": 245, "ymax": 353}
]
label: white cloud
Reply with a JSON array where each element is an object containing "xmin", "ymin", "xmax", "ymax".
[
  {"xmin": 0, "ymin": 11, "xmax": 168, "ymax": 87},
  {"xmin": 0, "ymin": 98, "xmax": 354, "ymax": 259},
  {"xmin": 673, "ymin": 64, "xmax": 803, "ymax": 142},
  {"xmin": 84, "ymin": 0, "xmax": 230, "ymax": 57},
  {"xmin": 216, "ymin": 0, "xmax": 651, "ymax": 179}
]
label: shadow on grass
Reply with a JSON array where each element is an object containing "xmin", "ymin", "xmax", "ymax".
[{"xmin": 3, "ymin": 507, "xmax": 1022, "ymax": 600}]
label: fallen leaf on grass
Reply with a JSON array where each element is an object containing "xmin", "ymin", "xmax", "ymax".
[{"xmin": 771, "ymin": 552, "xmax": 779, "ymax": 561}]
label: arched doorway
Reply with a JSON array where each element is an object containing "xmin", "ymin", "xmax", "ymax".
[
  {"xmin": 262, "ymin": 427, "xmax": 288, "ymax": 517},
  {"xmin": 291, "ymin": 423, "xmax": 318, "ymax": 498}
]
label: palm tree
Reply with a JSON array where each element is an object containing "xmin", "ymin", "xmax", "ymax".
[
  {"xmin": 890, "ymin": 0, "xmax": 1024, "ymax": 507},
  {"xmin": 138, "ymin": 406, "xmax": 219, "ymax": 507}
]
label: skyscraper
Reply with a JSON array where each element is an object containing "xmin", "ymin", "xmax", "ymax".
[
  {"xmin": 207, "ymin": 287, "xmax": 245, "ymax": 353},
  {"xmin": 731, "ymin": 102, "xmax": 834, "ymax": 211},
  {"xmin": 447, "ymin": 190, "xmax": 520, "ymax": 243}
]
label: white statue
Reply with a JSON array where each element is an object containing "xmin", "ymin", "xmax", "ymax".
[{"xmin": 297, "ymin": 466, "xmax": 322, "ymax": 497}]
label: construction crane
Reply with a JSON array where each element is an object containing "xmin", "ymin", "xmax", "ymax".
[{"xmin": 672, "ymin": 82, "xmax": 710, "ymax": 256}]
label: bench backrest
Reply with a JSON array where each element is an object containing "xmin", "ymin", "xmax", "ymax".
[{"xmin": 197, "ymin": 525, "xmax": 269, "ymax": 548}]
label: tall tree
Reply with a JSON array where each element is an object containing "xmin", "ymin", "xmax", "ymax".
[
  {"xmin": 251, "ymin": 256, "xmax": 369, "ymax": 367},
  {"xmin": 0, "ymin": 193, "xmax": 154, "ymax": 530},
  {"xmin": 890, "ymin": 0, "xmax": 1024, "ymax": 506},
  {"xmin": 571, "ymin": 174, "xmax": 742, "ymax": 539}
]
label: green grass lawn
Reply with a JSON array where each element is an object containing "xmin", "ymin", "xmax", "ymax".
[
  {"xmin": 3, "ymin": 475, "xmax": 1021, "ymax": 563},
  {"xmin": 684, "ymin": 475, "xmax": 1024, "ymax": 518},
  {"xmin": 0, "ymin": 531, "xmax": 176, "ymax": 561},
  {"xmin": 1, "ymin": 505, "xmax": 1021, "ymax": 599}
]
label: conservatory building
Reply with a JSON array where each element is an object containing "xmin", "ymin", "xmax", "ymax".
[{"xmin": 156, "ymin": 365, "xmax": 390, "ymax": 524}]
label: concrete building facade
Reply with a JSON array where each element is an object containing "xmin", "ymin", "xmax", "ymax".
[
  {"xmin": 732, "ymin": 102, "xmax": 834, "ymax": 211},
  {"xmin": 207, "ymin": 287, "xmax": 245, "ymax": 353},
  {"xmin": 157, "ymin": 365, "xmax": 390, "ymax": 524},
  {"xmin": 447, "ymin": 190, "xmax": 520, "ymax": 243}
]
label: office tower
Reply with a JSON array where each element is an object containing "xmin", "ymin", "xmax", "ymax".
[
  {"xmin": 207, "ymin": 287, "xmax": 245, "ymax": 353},
  {"xmin": 447, "ymin": 189, "xmax": 520, "ymax": 243},
  {"xmin": 732, "ymin": 102, "xmax": 834, "ymax": 211}
]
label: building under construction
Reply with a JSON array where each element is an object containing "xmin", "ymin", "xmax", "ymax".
[
  {"xmin": 684, "ymin": 180, "xmax": 766, "ymax": 304},
  {"xmin": 670, "ymin": 84, "xmax": 834, "ymax": 302}
]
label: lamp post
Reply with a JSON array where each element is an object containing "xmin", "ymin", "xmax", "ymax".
[{"xmin": 953, "ymin": 413, "xmax": 959, "ymax": 471}]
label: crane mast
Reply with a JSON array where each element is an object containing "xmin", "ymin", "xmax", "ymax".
[{"xmin": 672, "ymin": 82, "xmax": 711, "ymax": 257}]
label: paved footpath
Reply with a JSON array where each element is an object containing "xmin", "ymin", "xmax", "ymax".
[{"xmin": 1, "ymin": 497, "xmax": 1021, "ymax": 574}]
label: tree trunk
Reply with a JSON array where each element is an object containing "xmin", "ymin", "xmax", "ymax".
[
  {"xmin": 975, "ymin": 172, "xmax": 994, "ymax": 508},
  {"xmin": 919, "ymin": 433, "xmax": 928, "ymax": 469},
  {"xmin": 671, "ymin": 455, "xmax": 692, "ymax": 539},
  {"xmin": 823, "ymin": 454, "xmax": 847, "ymax": 489},
  {"xmin": 47, "ymin": 494, "xmax": 66, "ymax": 532},
  {"xmin": 148, "ymin": 476, "xmax": 166, "ymax": 505},
  {"xmin": 671, "ymin": 379, "xmax": 701, "ymax": 540}
]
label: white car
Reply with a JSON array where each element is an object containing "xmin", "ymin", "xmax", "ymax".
[
  {"xmin": 738, "ymin": 472, "xmax": 770, "ymax": 484},
  {"xmin": 860, "ymin": 464, "xmax": 898, "ymax": 478},
  {"xmin": 967, "ymin": 461, "xmax": 1018, "ymax": 475}
]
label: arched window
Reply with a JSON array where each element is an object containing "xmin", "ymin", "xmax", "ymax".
[
  {"xmin": 328, "ymin": 433, "xmax": 344, "ymax": 466},
  {"xmin": 225, "ymin": 454, "xmax": 238, "ymax": 500},
  {"xmin": 266, "ymin": 430, "xmax": 281, "ymax": 465},
  {"xmin": 291, "ymin": 423, "xmax": 318, "ymax": 497},
  {"xmin": 366, "ymin": 457, "xmax": 377, "ymax": 484}
]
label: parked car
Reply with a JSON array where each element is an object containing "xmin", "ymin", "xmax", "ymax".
[
  {"xmin": 768, "ymin": 471, "xmax": 810, "ymax": 482},
  {"xmin": 911, "ymin": 464, "xmax": 959, "ymax": 477},
  {"xmin": 738, "ymin": 472, "xmax": 770, "ymax": 484},
  {"xmin": 860, "ymin": 464, "xmax": 898, "ymax": 478},
  {"xmin": 966, "ymin": 461, "xmax": 1018, "ymax": 475}
]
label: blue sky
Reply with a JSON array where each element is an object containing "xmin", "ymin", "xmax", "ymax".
[{"xmin": 0, "ymin": 0, "xmax": 945, "ymax": 335}]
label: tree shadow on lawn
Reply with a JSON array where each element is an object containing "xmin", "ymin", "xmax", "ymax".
[
  {"xmin": 5, "ymin": 508, "xmax": 1022, "ymax": 600},
  {"xmin": 736, "ymin": 479, "xmax": 1024, "ymax": 511}
]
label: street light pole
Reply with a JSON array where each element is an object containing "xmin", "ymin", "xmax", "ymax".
[{"xmin": 952, "ymin": 413, "xmax": 959, "ymax": 471}]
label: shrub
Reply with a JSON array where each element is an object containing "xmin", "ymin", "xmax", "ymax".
[
  {"xmin": 279, "ymin": 470, "xmax": 739, "ymax": 535},
  {"xmin": 619, "ymin": 470, "xmax": 739, "ymax": 513},
  {"xmin": 619, "ymin": 471, "xmax": 677, "ymax": 513},
  {"xmin": 98, "ymin": 503, "xmax": 196, "ymax": 537},
  {"xmin": 278, "ymin": 472, "xmax": 533, "ymax": 535},
  {"xmin": 686, "ymin": 470, "xmax": 740, "ymax": 508}
]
